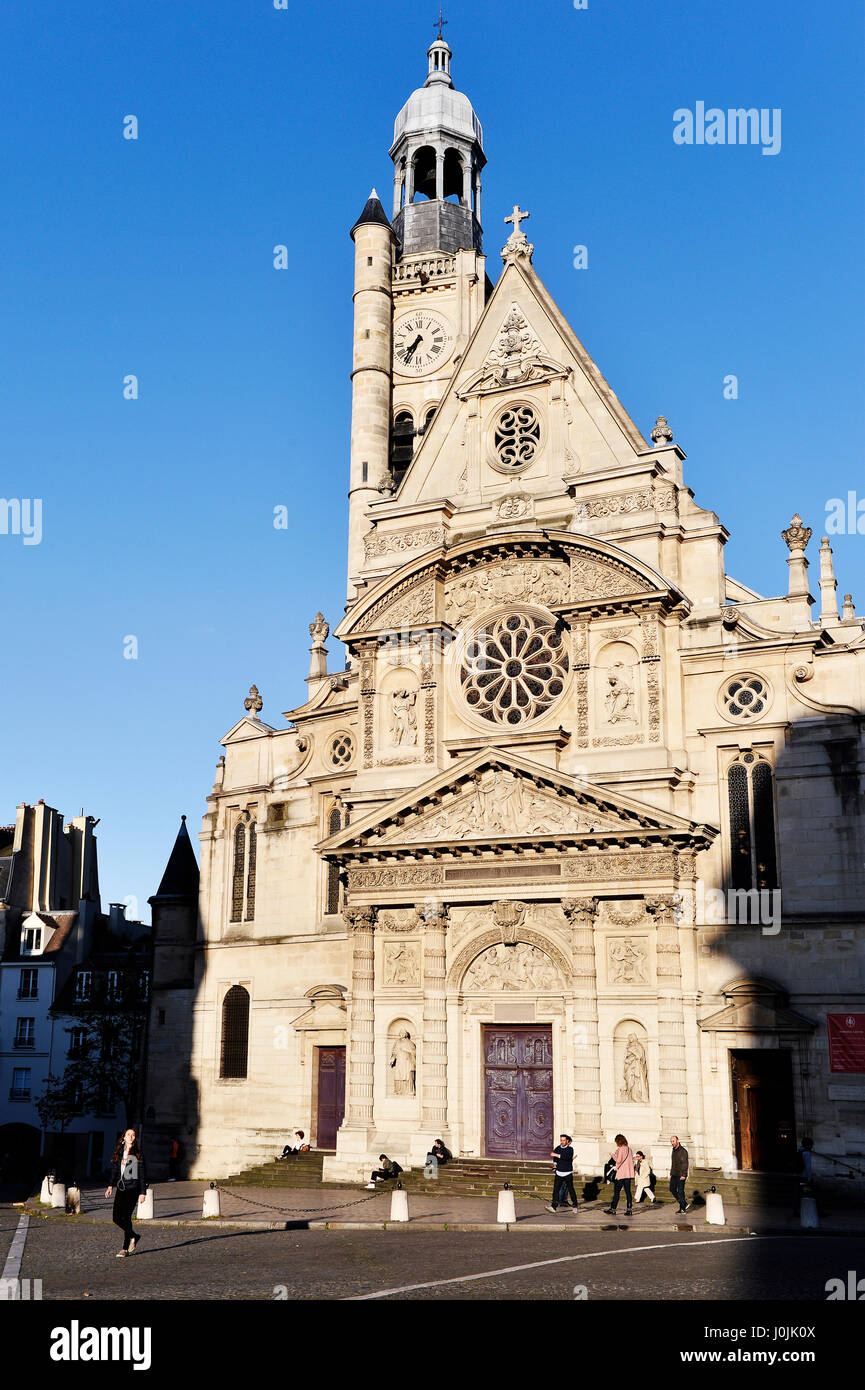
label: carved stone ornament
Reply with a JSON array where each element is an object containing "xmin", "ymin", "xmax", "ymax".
[
  {"xmin": 494, "ymin": 492, "xmax": 533, "ymax": 523},
  {"xmin": 363, "ymin": 525, "xmax": 445, "ymax": 561},
  {"xmin": 781, "ymin": 513, "xmax": 812, "ymax": 553},
  {"xmin": 464, "ymin": 942, "xmax": 561, "ymax": 992},
  {"xmin": 383, "ymin": 940, "xmax": 420, "ymax": 986},
  {"xmin": 243, "ymin": 685, "xmax": 263, "ymax": 717},
  {"xmin": 501, "ymin": 206, "xmax": 534, "ymax": 267},
  {"xmin": 348, "ymin": 865, "xmax": 445, "ymax": 890},
  {"xmin": 309, "ymin": 613, "xmax": 329, "ymax": 644},
  {"xmin": 343, "ymin": 906, "xmax": 377, "ymax": 931},
  {"xmin": 493, "ymin": 899, "xmax": 527, "ymax": 945},
  {"xmin": 607, "ymin": 936, "xmax": 649, "ymax": 985},
  {"xmin": 650, "ymin": 415, "xmax": 674, "ymax": 445},
  {"xmin": 569, "ymin": 551, "xmax": 650, "ymax": 601},
  {"xmin": 382, "ymin": 770, "xmax": 621, "ymax": 844},
  {"xmin": 377, "ymin": 910, "xmax": 418, "ymax": 933},
  {"xmin": 445, "ymin": 560, "xmax": 568, "ymax": 623}
]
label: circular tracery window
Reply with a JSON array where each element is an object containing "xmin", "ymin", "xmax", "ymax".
[
  {"xmin": 721, "ymin": 675, "xmax": 769, "ymax": 721},
  {"xmin": 461, "ymin": 611, "xmax": 568, "ymax": 726},
  {"xmin": 329, "ymin": 732, "xmax": 355, "ymax": 767},
  {"xmin": 493, "ymin": 403, "xmax": 541, "ymax": 471}
]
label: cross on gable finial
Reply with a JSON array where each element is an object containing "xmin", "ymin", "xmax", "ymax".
[
  {"xmin": 505, "ymin": 204, "xmax": 531, "ymax": 237},
  {"xmin": 434, "ymin": 6, "xmax": 448, "ymax": 39}
]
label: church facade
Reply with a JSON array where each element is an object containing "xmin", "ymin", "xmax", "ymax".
[{"xmin": 168, "ymin": 38, "xmax": 865, "ymax": 1182}]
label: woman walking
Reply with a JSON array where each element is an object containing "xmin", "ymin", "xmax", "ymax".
[
  {"xmin": 604, "ymin": 1134, "xmax": 635, "ymax": 1216},
  {"xmin": 105, "ymin": 1128, "xmax": 148, "ymax": 1257},
  {"xmin": 633, "ymin": 1150, "xmax": 656, "ymax": 1204}
]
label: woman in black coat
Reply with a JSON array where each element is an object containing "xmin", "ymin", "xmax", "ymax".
[{"xmin": 105, "ymin": 1128, "xmax": 148, "ymax": 1257}]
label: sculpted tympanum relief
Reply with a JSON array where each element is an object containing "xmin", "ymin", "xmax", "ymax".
[
  {"xmin": 463, "ymin": 942, "xmax": 561, "ymax": 992},
  {"xmin": 607, "ymin": 937, "xmax": 649, "ymax": 985}
]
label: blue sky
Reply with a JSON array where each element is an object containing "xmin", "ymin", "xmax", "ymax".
[{"xmin": 2, "ymin": 0, "xmax": 863, "ymax": 918}]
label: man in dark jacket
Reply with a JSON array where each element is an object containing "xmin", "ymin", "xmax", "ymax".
[
  {"xmin": 547, "ymin": 1134, "xmax": 579, "ymax": 1213},
  {"xmin": 669, "ymin": 1135, "xmax": 689, "ymax": 1213},
  {"xmin": 365, "ymin": 1155, "xmax": 402, "ymax": 1189}
]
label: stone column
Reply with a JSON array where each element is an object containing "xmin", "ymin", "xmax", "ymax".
[
  {"xmin": 344, "ymin": 907, "xmax": 377, "ymax": 1126},
  {"xmin": 563, "ymin": 898, "xmax": 602, "ymax": 1136},
  {"xmin": 435, "ymin": 149, "xmax": 444, "ymax": 202},
  {"xmin": 646, "ymin": 896, "xmax": 690, "ymax": 1142},
  {"xmin": 416, "ymin": 901, "xmax": 449, "ymax": 1134}
]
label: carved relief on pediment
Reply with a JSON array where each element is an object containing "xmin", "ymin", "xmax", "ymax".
[
  {"xmin": 445, "ymin": 560, "xmax": 569, "ymax": 624},
  {"xmin": 568, "ymin": 550, "xmax": 652, "ymax": 601},
  {"xmin": 381, "ymin": 769, "xmax": 619, "ymax": 844}
]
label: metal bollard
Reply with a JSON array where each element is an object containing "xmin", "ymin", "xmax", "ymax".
[
  {"xmin": 138, "ymin": 1188, "xmax": 154, "ymax": 1220},
  {"xmin": 800, "ymin": 1195, "xmax": 819, "ymax": 1229},
  {"xmin": 390, "ymin": 1182, "xmax": 409, "ymax": 1222},
  {"xmin": 50, "ymin": 1182, "xmax": 66, "ymax": 1210},
  {"xmin": 202, "ymin": 1183, "xmax": 221, "ymax": 1218},
  {"xmin": 705, "ymin": 1188, "xmax": 725, "ymax": 1225},
  {"xmin": 497, "ymin": 1182, "xmax": 516, "ymax": 1224}
]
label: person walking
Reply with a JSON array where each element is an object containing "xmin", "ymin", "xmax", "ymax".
[
  {"xmin": 669, "ymin": 1135, "xmax": 689, "ymax": 1213},
  {"xmin": 633, "ymin": 1150, "xmax": 655, "ymax": 1204},
  {"xmin": 105, "ymin": 1128, "xmax": 148, "ymax": 1257},
  {"xmin": 546, "ymin": 1134, "xmax": 579, "ymax": 1213},
  {"xmin": 603, "ymin": 1134, "xmax": 635, "ymax": 1216}
]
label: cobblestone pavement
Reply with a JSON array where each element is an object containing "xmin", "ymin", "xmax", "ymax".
[
  {"xmin": 8, "ymin": 1214, "xmax": 865, "ymax": 1301},
  {"xmin": 14, "ymin": 1181, "xmax": 865, "ymax": 1232}
]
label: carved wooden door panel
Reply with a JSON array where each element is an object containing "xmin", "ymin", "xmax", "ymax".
[
  {"xmin": 316, "ymin": 1046, "xmax": 345, "ymax": 1149},
  {"xmin": 484, "ymin": 1026, "xmax": 553, "ymax": 1159}
]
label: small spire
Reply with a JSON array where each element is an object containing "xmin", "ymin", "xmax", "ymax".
[
  {"xmin": 350, "ymin": 188, "xmax": 393, "ymax": 240},
  {"xmin": 818, "ymin": 536, "xmax": 840, "ymax": 623}
]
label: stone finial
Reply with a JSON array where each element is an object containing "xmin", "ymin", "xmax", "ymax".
[
  {"xmin": 781, "ymin": 513, "xmax": 812, "ymax": 552},
  {"xmin": 818, "ymin": 536, "xmax": 840, "ymax": 624},
  {"xmin": 651, "ymin": 415, "xmax": 674, "ymax": 445},
  {"xmin": 243, "ymin": 685, "xmax": 263, "ymax": 718},
  {"xmin": 842, "ymin": 594, "xmax": 856, "ymax": 621},
  {"xmin": 308, "ymin": 613, "xmax": 329, "ymax": 681},
  {"xmin": 501, "ymin": 204, "xmax": 534, "ymax": 265}
]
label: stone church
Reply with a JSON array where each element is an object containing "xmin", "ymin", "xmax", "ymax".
[{"xmin": 148, "ymin": 36, "xmax": 865, "ymax": 1182}]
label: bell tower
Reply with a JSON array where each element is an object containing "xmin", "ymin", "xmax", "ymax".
[{"xmin": 390, "ymin": 36, "xmax": 485, "ymax": 258}]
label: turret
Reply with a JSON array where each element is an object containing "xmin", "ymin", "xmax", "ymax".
[{"xmin": 347, "ymin": 189, "xmax": 395, "ymax": 600}]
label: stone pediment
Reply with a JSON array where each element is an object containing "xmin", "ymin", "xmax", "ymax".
[
  {"xmin": 457, "ymin": 303, "xmax": 571, "ymax": 399},
  {"xmin": 318, "ymin": 747, "xmax": 714, "ymax": 857},
  {"xmin": 699, "ymin": 979, "xmax": 815, "ymax": 1035},
  {"xmin": 379, "ymin": 769, "xmax": 625, "ymax": 844}
]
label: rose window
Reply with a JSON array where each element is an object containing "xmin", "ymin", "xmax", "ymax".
[
  {"xmin": 494, "ymin": 404, "xmax": 541, "ymax": 471},
  {"xmin": 461, "ymin": 612, "xmax": 568, "ymax": 726},
  {"xmin": 721, "ymin": 675, "xmax": 769, "ymax": 721}
]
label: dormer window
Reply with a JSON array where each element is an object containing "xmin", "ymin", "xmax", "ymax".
[
  {"xmin": 21, "ymin": 925, "xmax": 43, "ymax": 956},
  {"xmin": 106, "ymin": 970, "xmax": 121, "ymax": 1003}
]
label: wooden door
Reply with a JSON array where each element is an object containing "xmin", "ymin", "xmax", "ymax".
[
  {"xmin": 484, "ymin": 1026, "xmax": 553, "ymax": 1159},
  {"xmin": 316, "ymin": 1046, "xmax": 345, "ymax": 1149},
  {"xmin": 731, "ymin": 1049, "xmax": 796, "ymax": 1171}
]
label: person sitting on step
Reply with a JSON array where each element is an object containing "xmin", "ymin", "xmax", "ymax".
[{"xmin": 365, "ymin": 1155, "xmax": 403, "ymax": 1189}]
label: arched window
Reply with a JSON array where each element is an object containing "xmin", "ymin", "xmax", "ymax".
[
  {"xmin": 231, "ymin": 822, "xmax": 246, "ymax": 922},
  {"xmin": 219, "ymin": 985, "xmax": 250, "ymax": 1079},
  {"xmin": 390, "ymin": 410, "xmax": 415, "ymax": 483},
  {"xmin": 325, "ymin": 802, "xmax": 350, "ymax": 916},
  {"xmin": 728, "ymin": 753, "xmax": 778, "ymax": 890},
  {"xmin": 411, "ymin": 146, "xmax": 436, "ymax": 201},
  {"xmin": 230, "ymin": 814, "xmax": 257, "ymax": 923}
]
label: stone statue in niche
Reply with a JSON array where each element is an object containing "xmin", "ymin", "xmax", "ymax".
[
  {"xmin": 389, "ymin": 1030, "xmax": 416, "ymax": 1096},
  {"xmin": 383, "ymin": 940, "xmax": 419, "ymax": 985},
  {"xmin": 390, "ymin": 689, "xmax": 418, "ymax": 746},
  {"xmin": 605, "ymin": 662, "xmax": 636, "ymax": 724},
  {"xmin": 621, "ymin": 1032, "xmax": 650, "ymax": 1104},
  {"xmin": 608, "ymin": 937, "xmax": 648, "ymax": 985},
  {"xmin": 464, "ymin": 942, "xmax": 560, "ymax": 992}
]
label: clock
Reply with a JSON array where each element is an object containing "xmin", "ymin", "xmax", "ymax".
[{"xmin": 394, "ymin": 310, "xmax": 454, "ymax": 375}]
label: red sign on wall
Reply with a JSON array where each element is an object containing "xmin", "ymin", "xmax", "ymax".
[{"xmin": 827, "ymin": 1014, "xmax": 865, "ymax": 1073}]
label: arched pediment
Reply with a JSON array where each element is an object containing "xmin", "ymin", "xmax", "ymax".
[{"xmin": 336, "ymin": 530, "xmax": 684, "ymax": 642}]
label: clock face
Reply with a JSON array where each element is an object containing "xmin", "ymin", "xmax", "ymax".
[{"xmin": 394, "ymin": 310, "xmax": 453, "ymax": 375}]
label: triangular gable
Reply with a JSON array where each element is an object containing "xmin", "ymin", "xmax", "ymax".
[
  {"xmin": 318, "ymin": 746, "xmax": 714, "ymax": 856},
  {"xmin": 221, "ymin": 715, "xmax": 277, "ymax": 745},
  {"xmin": 394, "ymin": 254, "xmax": 651, "ymax": 505}
]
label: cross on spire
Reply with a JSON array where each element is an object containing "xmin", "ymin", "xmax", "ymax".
[
  {"xmin": 504, "ymin": 204, "xmax": 531, "ymax": 237},
  {"xmin": 434, "ymin": 6, "xmax": 448, "ymax": 39}
]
